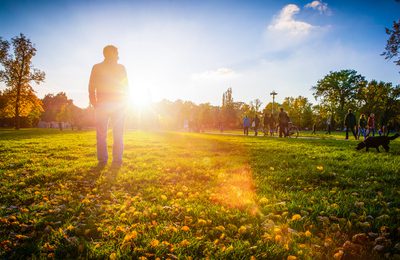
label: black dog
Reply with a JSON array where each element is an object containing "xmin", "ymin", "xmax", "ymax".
[{"xmin": 356, "ymin": 133, "xmax": 399, "ymax": 152}]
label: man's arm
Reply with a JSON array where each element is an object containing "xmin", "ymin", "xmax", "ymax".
[
  {"xmin": 121, "ymin": 65, "xmax": 129, "ymax": 99},
  {"xmin": 88, "ymin": 65, "xmax": 97, "ymax": 107}
]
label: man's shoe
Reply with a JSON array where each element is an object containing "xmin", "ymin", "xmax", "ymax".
[{"xmin": 111, "ymin": 161, "xmax": 123, "ymax": 168}]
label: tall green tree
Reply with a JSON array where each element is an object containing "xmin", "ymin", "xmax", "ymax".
[
  {"xmin": 357, "ymin": 80, "xmax": 390, "ymax": 115},
  {"xmin": 221, "ymin": 87, "xmax": 236, "ymax": 128},
  {"xmin": 249, "ymin": 98, "xmax": 262, "ymax": 117},
  {"xmin": 281, "ymin": 96, "xmax": 313, "ymax": 129},
  {"xmin": 0, "ymin": 34, "xmax": 45, "ymax": 129},
  {"xmin": 358, "ymin": 80, "xmax": 400, "ymax": 129},
  {"xmin": 41, "ymin": 92, "xmax": 71, "ymax": 122},
  {"xmin": 312, "ymin": 69, "xmax": 366, "ymax": 128},
  {"xmin": 262, "ymin": 102, "xmax": 281, "ymax": 118},
  {"xmin": 382, "ymin": 19, "xmax": 400, "ymax": 72},
  {"xmin": 0, "ymin": 90, "xmax": 8, "ymax": 117},
  {"xmin": 56, "ymin": 102, "xmax": 83, "ymax": 130}
]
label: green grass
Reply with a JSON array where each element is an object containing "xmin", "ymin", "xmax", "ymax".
[{"xmin": 0, "ymin": 129, "xmax": 399, "ymax": 259}]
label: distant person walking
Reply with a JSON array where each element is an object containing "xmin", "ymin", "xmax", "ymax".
[
  {"xmin": 312, "ymin": 122, "xmax": 317, "ymax": 134},
  {"xmin": 254, "ymin": 115, "xmax": 260, "ymax": 136},
  {"xmin": 358, "ymin": 114, "xmax": 367, "ymax": 140},
  {"xmin": 344, "ymin": 109, "xmax": 357, "ymax": 140},
  {"xmin": 263, "ymin": 113, "xmax": 269, "ymax": 136},
  {"xmin": 243, "ymin": 115, "xmax": 250, "ymax": 136},
  {"xmin": 379, "ymin": 112, "xmax": 389, "ymax": 136},
  {"xmin": 326, "ymin": 116, "xmax": 332, "ymax": 134},
  {"xmin": 367, "ymin": 113, "xmax": 376, "ymax": 137},
  {"xmin": 278, "ymin": 107, "xmax": 289, "ymax": 138},
  {"xmin": 89, "ymin": 45, "xmax": 129, "ymax": 167},
  {"xmin": 269, "ymin": 114, "xmax": 276, "ymax": 136}
]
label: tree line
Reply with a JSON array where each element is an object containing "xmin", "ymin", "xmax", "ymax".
[{"xmin": 1, "ymin": 23, "xmax": 400, "ymax": 131}]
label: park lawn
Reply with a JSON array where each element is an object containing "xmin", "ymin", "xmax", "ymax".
[
  {"xmin": 206, "ymin": 129, "xmax": 350, "ymax": 140},
  {"xmin": 0, "ymin": 129, "xmax": 399, "ymax": 259}
]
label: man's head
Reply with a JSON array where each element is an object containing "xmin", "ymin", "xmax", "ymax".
[
  {"xmin": 348, "ymin": 109, "xmax": 352, "ymax": 113},
  {"xmin": 280, "ymin": 107, "xmax": 284, "ymax": 112},
  {"xmin": 103, "ymin": 45, "xmax": 118, "ymax": 62}
]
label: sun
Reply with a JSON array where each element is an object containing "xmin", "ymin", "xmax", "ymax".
[{"xmin": 129, "ymin": 87, "xmax": 152, "ymax": 109}]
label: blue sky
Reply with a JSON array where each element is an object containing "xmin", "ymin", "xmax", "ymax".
[{"xmin": 0, "ymin": 0, "xmax": 399, "ymax": 108}]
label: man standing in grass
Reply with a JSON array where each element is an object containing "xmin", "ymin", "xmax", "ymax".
[
  {"xmin": 358, "ymin": 114, "xmax": 367, "ymax": 140},
  {"xmin": 89, "ymin": 45, "xmax": 129, "ymax": 167},
  {"xmin": 367, "ymin": 113, "xmax": 376, "ymax": 137},
  {"xmin": 326, "ymin": 115, "xmax": 332, "ymax": 135},
  {"xmin": 254, "ymin": 115, "xmax": 260, "ymax": 136},
  {"xmin": 278, "ymin": 107, "xmax": 289, "ymax": 138},
  {"xmin": 243, "ymin": 115, "xmax": 250, "ymax": 136},
  {"xmin": 344, "ymin": 109, "xmax": 357, "ymax": 140}
]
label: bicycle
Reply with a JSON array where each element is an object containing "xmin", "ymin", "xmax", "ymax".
[
  {"xmin": 287, "ymin": 122, "xmax": 299, "ymax": 138},
  {"xmin": 275, "ymin": 122, "xmax": 299, "ymax": 138}
]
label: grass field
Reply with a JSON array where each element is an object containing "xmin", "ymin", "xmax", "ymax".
[{"xmin": 0, "ymin": 129, "xmax": 399, "ymax": 259}]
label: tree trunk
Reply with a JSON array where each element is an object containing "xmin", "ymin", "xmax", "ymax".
[
  {"xmin": 15, "ymin": 84, "xmax": 21, "ymax": 130},
  {"xmin": 15, "ymin": 50, "xmax": 26, "ymax": 130},
  {"xmin": 339, "ymin": 100, "xmax": 345, "ymax": 130}
]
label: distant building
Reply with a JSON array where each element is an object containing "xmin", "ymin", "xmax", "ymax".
[{"xmin": 37, "ymin": 121, "xmax": 71, "ymax": 129}]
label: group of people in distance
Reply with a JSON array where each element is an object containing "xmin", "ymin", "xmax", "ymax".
[
  {"xmin": 344, "ymin": 109, "xmax": 386, "ymax": 140},
  {"xmin": 243, "ymin": 107, "xmax": 290, "ymax": 138}
]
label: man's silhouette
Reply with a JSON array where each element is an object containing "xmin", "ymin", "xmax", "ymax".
[
  {"xmin": 89, "ymin": 45, "xmax": 128, "ymax": 167},
  {"xmin": 278, "ymin": 107, "xmax": 289, "ymax": 138},
  {"xmin": 344, "ymin": 109, "xmax": 357, "ymax": 140}
]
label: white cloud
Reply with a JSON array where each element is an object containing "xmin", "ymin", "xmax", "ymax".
[
  {"xmin": 267, "ymin": 4, "xmax": 314, "ymax": 37},
  {"xmin": 264, "ymin": 4, "xmax": 321, "ymax": 51},
  {"xmin": 192, "ymin": 67, "xmax": 239, "ymax": 80},
  {"xmin": 305, "ymin": 1, "xmax": 330, "ymax": 15}
]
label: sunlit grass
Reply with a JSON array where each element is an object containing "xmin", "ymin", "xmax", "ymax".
[{"xmin": 0, "ymin": 129, "xmax": 399, "ymax": 258}]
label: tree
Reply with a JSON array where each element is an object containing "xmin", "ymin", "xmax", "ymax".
[
  {"xmin": 262, "ymin": 102, "xmax": 281, "ymax": 117},
  {"xmin": 1, "ymin": 87, "xmax": 43, "ymax": 125},
  {"xmin": 382, "ymin": 19, "xmax": 400, "ymax": 71},
  {"xmin": 56, "ymin": 102, "xmax": 84, "ymax": 130},
  {"xmin": 250, "ymin": 98, "xmax": 262, "ymax": 117},
  {"xmin": 282, "ymin": 96, "xmax": 313, "ymax": 129},
  {"xmin": 221, "ymin": 87, "xmax": 236, "ymax": 128},
  {"xmin": 0, "ymin": 91, "xmax": 8, "ymax": 117},
  {"xmin": 357, "ymin": 80, "xmax": 400, "ymax": 130},
  {"xmin": 197, "ymin": 103, "xmax": 213, "ymax": 129},
  {"xmin": 41, "ymin": 92, "xmax": 71, "ymax": 122},
  {"xmin": 312, "ymin": 69, "xmax": 366, "ymax": 128},
  {"xmin": 0, "ymin": 34, "xmax": 45, "ymax": 129}
]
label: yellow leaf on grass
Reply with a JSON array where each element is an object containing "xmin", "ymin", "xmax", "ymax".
[
  {"xmin": 15, "ymin": 234, "xmax": 29, "ymax": 240},
  {"xmin": 333, "ymin": 250, "xmax": 344, "ymax": 260},
  {"xmin": 238, "ymin": 226, "xmax": 247, "ymax": 234},
  {"xmin": 180, "ymin": 239, "xmax": 190, "ymax": 247},
  {"xmin": 259, "ymin": 197, "xmax": 269, "ymax": 205},
  {"xmin": 291, "ymin": 214, "xmax": 301, "ymax": 221},
  {"xmin": 123, "ymin": 231, "xmax": 138, "ymax": 242},
  {"xmin": 215, "ymin": 225, "xmax": 225, "ymax": 232},
  {"xmin": 150, "ymin": 239, "xmax": 160, "ymax": 248},
  {"xmin": 181, "ymin": 226, "xmax": 190, "ymax": 232},
  {"xmin": 109, "ymin": 252, "xmax": 117, "ymax": 260},
  {"xmin": 197, "ymin": 219, "xmax": 207, "ymax": 226}
]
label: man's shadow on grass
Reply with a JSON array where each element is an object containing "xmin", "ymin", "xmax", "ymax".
[{"xmin": 88, "ymin": 163, "xmax": 122, "ymax": 193}]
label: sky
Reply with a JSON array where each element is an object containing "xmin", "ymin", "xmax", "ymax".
[{"xmin": 0, "ymin": 0, "xmax": 399, "ymax": 108}]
